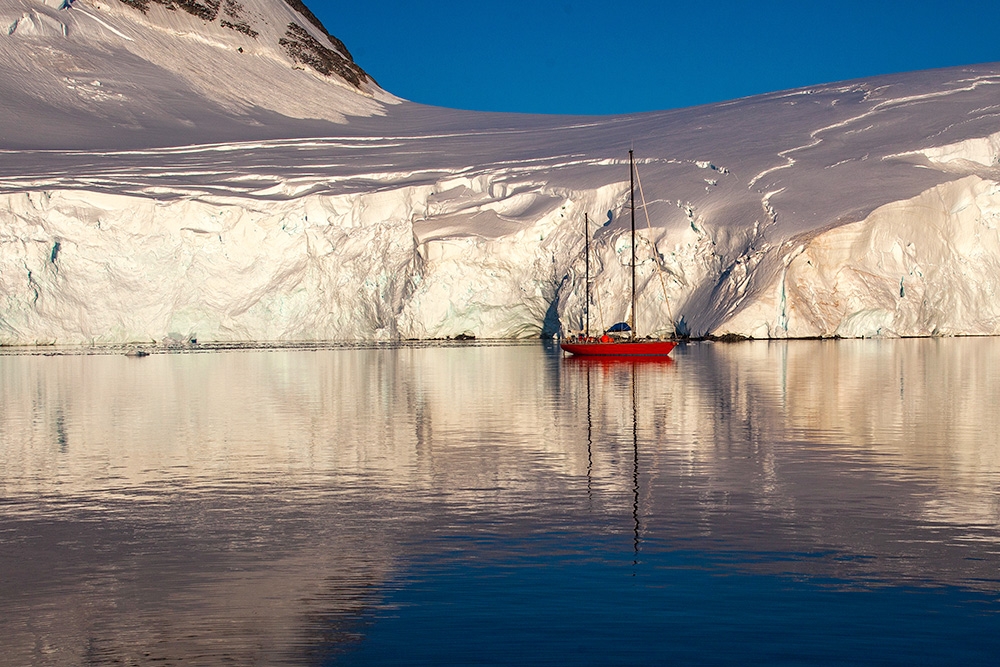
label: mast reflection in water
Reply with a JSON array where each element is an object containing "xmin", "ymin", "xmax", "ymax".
[{"xmin": 2, "ymin": 339, "xmax": 1000, "ymax": 665}]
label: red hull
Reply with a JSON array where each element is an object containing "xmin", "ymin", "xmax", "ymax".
[{"xmin": 560, "ymin": 339, "xmax": 676, "ymax": 357}]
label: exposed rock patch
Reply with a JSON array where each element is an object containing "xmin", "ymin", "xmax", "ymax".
[
  {"xmin": 117, "ymin": 0, "xmax": 220, "ymax": 21},
  {"xmin": 278, "ymin": 22, "xmax": 368, "ymax": 88},
  {"xmin": 112, "ymin": 0, "xmax": 372, "ymax": 86},
  {"xmin": 220, "ymin": 0, "xmax": 257, "ymax": 38}
]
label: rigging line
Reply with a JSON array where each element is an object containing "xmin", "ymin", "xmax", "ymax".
[
  {"xmin": 595, "ymin": 278, "xmax": 606, "ymax": 334},
  {"xmin": 593, "ymin": 247, "xmax": 606, "ymax": 334},
  {"xmin": 633, "ymin": 163, "xmax": 676, "ymax": 332},
  {"xmin": 569, "ymin": 213, "xmax": 590, "ymax": 336}
]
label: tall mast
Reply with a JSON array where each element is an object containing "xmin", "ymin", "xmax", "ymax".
[
  {"xmin": 584, "ymin": 211, "xmax": 590, "ymax": 338},
  {"xmin": 629, "ymin": 149, "xmax": 636, "ymax": 340}
]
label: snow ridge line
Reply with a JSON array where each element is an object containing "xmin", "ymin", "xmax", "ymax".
[
  {"xmin": 73, "ymin": 7, "xmax": 134, "ymax": 41},
  {"xmin": 748, "ymin": 74, "xmax": 1000, "ymax": 189}
]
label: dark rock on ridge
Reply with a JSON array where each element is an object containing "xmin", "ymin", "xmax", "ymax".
[
  {"xmin": 113, "ymin": 0, "xmax": 371, "ymax": 87},
  {"xmin": 278, "ymin": 22, "xmax": 369, "ymax": 87}
]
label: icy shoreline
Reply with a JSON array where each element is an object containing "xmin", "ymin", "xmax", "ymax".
[
  {"xmin": 6, "ymin": 331, "xmax": 1000, "ymax": 359},
  {"xmin": 0, "ymin": 337, "xmax": 545, "ymax": 356}
]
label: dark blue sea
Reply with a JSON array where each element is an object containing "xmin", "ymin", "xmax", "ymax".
[{"xmin": 2, "ymin": 339, "xmax": 999, "ymax": 665}]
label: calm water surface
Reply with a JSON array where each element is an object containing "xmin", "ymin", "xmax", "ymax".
[{"xmin": 2, "ymin": 339, "xmax": 1000, "ymax": 665}]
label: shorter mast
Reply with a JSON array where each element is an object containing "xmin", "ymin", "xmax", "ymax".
[{"xmin": 584, "ymin": 212, "xmax": 590, "ymax": 338}]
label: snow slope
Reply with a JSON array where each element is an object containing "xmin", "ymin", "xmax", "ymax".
[
  {"xmin": 2, "ymin": 0, "xmax": 1000, "ymax": 343},
  {"xmin": 0, "ymin": 0, "xmax": 393, "ymax": 148}
]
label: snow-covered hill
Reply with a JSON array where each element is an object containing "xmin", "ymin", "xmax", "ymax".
[
  {"xmin": 0, "ymin": 0, "xmax": 393, "ymax": 148},
  {"xmin": 2, "ymin": 0, "xmax": 1000, "ymax": 344}
]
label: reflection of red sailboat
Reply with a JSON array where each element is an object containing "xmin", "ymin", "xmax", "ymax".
[
  {"xmin": 564, "ymin": 354, "xmax": 674, "ymax": 370},
  {"xmin": 561, "ymin": 150, "xmax": 676, "ymax": 358}
]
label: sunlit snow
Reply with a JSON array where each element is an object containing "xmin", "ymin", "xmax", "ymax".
[{"xmin": 2, "ymin": 0, "xmax": 1000, "ymax": 344}]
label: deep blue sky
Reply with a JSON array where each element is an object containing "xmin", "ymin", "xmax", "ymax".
[{"xmin": 312, "ymin": 1, "xmax": 1000, "ymax": 115}]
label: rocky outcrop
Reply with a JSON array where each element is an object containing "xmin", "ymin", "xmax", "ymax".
[
  {"xmin": 112, "ymin": 0, "xmax": 372, "ymax": 87},
  {"xmin": 278, "ymin": 22, "xmax": 369, "ymax": 87}
]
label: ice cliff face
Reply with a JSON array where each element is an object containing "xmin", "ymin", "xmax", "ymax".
[{"xmin": 2, "ymin": 0, "xmax": 1000, "ymax": 344}]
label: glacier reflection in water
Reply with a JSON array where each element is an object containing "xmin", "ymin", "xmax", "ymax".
[{"xmin": 2, "ymin": 339, "xmax": 1000, "ymax": 665}]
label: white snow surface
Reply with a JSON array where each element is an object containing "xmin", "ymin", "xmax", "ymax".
[{"xmin": 3, "ymin": 0, "xmax": 1000, "ymax": 343}]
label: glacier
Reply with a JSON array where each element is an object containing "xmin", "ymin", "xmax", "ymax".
[{"xmin": 3, "ymin": 0, "xmax": 1000, "ymax": 344}]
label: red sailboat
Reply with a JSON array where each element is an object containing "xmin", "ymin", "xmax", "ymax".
[{"xmin": 560, "ymin": 150, "xmax": 676, "ymax": 358}]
